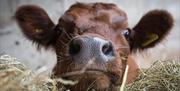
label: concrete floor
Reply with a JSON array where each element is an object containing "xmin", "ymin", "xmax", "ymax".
[{"xmin": 0, "ymin": 0, "xmax": 179, "ymax": 71}]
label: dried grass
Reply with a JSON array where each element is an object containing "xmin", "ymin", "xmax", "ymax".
[
  {"xmin": 0, "ymin": 55, "xmax": 57, "ymax": 91},
  {"xmin": 0, "ymin": 55, "xmax": 179, "ymax": 91},
  {"xmin": 125, "ymin": 60, "xmax": 180, "ymax": 91}
]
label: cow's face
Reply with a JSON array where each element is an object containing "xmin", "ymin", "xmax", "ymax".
[{"xmin": 15, "ymin": 2, "xmax": 173, "ymax": 91}]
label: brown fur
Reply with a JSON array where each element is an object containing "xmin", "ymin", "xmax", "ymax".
[{"xmin": 15, "ymin": 2, "xmax": 173, "ymax": 91}]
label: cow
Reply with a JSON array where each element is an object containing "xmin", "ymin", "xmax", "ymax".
[{"xmin": 15, "ymin": 2, "xmax": 173, "ymax": 91}]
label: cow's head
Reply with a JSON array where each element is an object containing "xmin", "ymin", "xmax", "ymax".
[{"xmin": 15, "ymin": 2, "xmax": 173, "ymax": 91}]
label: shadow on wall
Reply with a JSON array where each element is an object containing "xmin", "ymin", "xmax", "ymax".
[{"xmin": 0, "ymin": 0, "xmax": 179, "ymax": 70}]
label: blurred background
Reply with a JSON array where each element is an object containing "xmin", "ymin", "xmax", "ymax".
[{"xmin": 0, "ymin": 0, "xmax": 179, "ymax": 71}]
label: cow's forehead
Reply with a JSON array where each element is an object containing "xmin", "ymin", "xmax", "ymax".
[{"xmin": 60, "ymin": 3, "xmax": 128, "ymax": 30}]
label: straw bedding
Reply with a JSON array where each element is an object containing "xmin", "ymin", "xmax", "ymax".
[{"xmin": 0, "ymin": 55, "xmax": 179, "ymax": 91}]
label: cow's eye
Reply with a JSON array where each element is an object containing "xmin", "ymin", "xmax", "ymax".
[
  {"xmin": 122, "ymin": 29, "xmax": 130, "ymax": 39},
  {"xmin": 54, "ymin": 26, "xmax": 63, "ymax": 36}
]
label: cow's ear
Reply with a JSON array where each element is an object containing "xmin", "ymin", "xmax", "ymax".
[
  {"xmin": 128, "ymin": 10, "xmax": 173, "ymax": 51},
  {"xmin": 15, "ymin": 5, "xmax": 58, "ymax": 47}
]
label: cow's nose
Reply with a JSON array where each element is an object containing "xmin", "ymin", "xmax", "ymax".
[{"xmin": 68, "ymin": 37, "xmax": 115, "ymax": 62}]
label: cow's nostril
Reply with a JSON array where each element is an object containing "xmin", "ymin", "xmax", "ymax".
[
  {"xmin": 69, "ymin": 41, "xmax": 81, "ymax": 56},
  {"xmin": 102, "ymin": 42, "xmax": 114, "ymax": 56}
]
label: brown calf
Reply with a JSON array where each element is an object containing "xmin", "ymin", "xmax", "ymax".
[{"xmin": 15, "ymin": 2, "xmax": 173, "ymax": 91}]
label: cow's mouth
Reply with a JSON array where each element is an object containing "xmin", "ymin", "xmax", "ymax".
[
  {"xmin": 59, "ymin": 68, "xmax": 121, "ymax": 86},
  {"xmin": 60, "ymin": 68, "xmax": 107, "ymax": 77}
]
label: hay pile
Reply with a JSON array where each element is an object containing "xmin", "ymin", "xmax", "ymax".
[
  {"xmin": 0, "ymin": 55, "xmax": 57, "ymax": 91},
  {"xmin": 125, "ymin": 60, "xmax": 180, "ymax": 91},
  {"xmin": 0, "ymin": 55, "xmax": 179, "ymax": 91}
]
